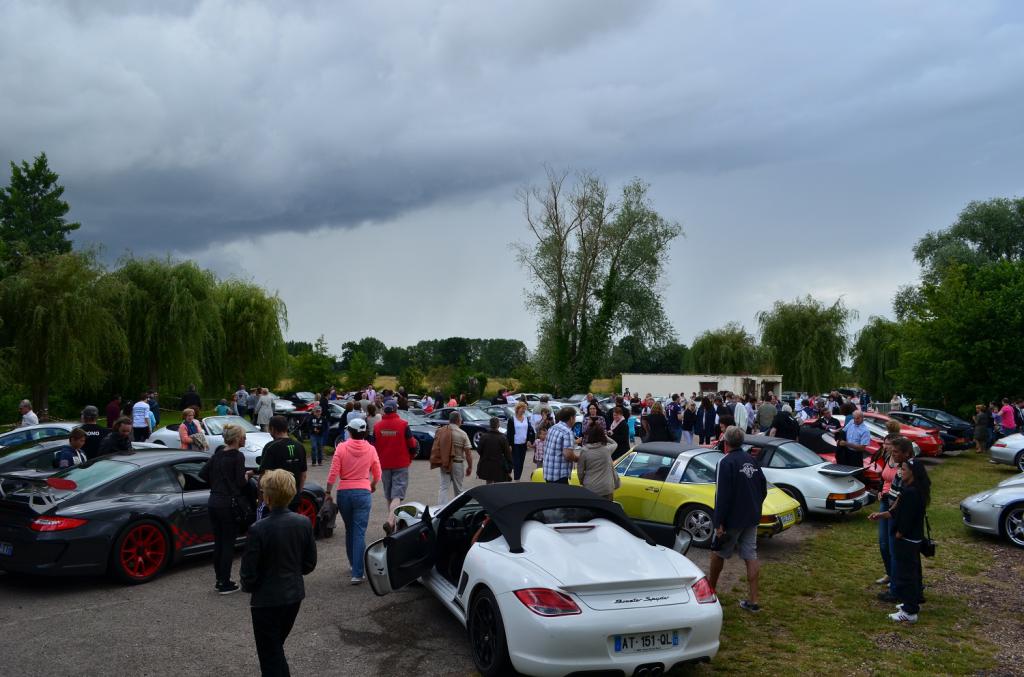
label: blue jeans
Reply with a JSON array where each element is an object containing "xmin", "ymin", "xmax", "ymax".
[
  {"xmin": 310, "ymin": 434, "xmax": 325, "ymax": 464},
  {"xmin": 681, "ymin": 430, "xmax": 693, "ymax": 446},
  {"xmin": 338, "ymin": 489, "xmax": 372, "ymax": 578},
  {"xmin": 878, "ymin": 496, "xmax": 893, "ymax": 579}
]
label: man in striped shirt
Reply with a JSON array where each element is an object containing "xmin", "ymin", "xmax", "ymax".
[{"xmin": 542, "ymin": 407, "xmax": 579, "ymax": 483}]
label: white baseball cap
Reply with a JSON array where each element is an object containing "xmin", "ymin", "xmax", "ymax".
[{"xmin": 346, "ymin": 418, "xmax": 367, "ymax": 432}]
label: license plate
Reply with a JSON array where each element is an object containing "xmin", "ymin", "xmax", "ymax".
[
  {"xmin": 780, "ymin": 511, "xmax": 795, "ymax": 526},
  {"xmin": 0, "ymin": 542, "xmax": 12, "ymax": 557},
  {"xmin": 614, "ymin": 630, "xmax": 678, "ymax": 653}
]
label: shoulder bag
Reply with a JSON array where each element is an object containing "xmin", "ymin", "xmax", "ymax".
[{"xmin": 920, "ymin": 514, "xmax": 936, "ymax": 558}]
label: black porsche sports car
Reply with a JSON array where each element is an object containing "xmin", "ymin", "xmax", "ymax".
[
  {"xmin": 0, "ymin": 450, "xmax": 325, "ymax": 584},
  {"xmin": 421, "ymin": 407, "xmax": 507, "ymax": 449}
]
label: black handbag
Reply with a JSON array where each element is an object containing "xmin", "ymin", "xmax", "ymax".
[
  {"xmin": 920, "ymin": 514, "xmax": 936, "ymax": 558},
  {"xmin": 231, "ymin": 495, "xmax": 255, "ymax": 529}
]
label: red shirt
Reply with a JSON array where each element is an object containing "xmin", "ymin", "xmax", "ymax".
[{"xmin": 373, "ymin": 412, "xmax": 418, "ymax": 469}]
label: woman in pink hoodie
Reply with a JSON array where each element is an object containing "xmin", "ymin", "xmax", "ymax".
[{"xmin": 325, "ymin": 418, "xmax": 381, "ymax": 584}]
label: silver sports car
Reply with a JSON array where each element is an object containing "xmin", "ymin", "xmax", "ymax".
[{"xmin": 960, "ymin": 473, "xmax": 1024, "ymax": 548}]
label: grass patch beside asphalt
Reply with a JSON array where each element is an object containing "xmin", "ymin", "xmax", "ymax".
[{"xmin": 687, "ymin": 451, "xmax": 1014, "ymax": 675}]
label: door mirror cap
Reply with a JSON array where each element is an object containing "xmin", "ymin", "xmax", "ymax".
[{"xmin": 673, "ymin": 529, "xmax": 692, "ymax": 556}]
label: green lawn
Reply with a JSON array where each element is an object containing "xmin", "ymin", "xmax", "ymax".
[{"xmin": 687, "ymin": 451, "xmax": 1017, "ymax": 675}]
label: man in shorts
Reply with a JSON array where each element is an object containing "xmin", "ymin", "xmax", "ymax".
[
  {"xmin": 373, "ymin": 400, "xmax": 419, "ymax": 535},
  {"xmin": 708, "ymin": 425, "xmax": 768, "ymax": 612}
]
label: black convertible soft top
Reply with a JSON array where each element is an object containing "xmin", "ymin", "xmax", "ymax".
[{"xmin": 463, "ymin": 482, "xmax": 655, "ymax": 554}]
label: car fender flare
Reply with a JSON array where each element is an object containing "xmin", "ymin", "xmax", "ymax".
[
  {"xmin": 674, "ymin": 502, "xmax": 714, "ymax": 526},
  {"xmin": 999, "ymin": 501, "xmax": 1024, "ymax": 539}
]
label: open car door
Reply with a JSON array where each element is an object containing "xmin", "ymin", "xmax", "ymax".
[{"xmin": 364, "ymin": 509, "xmax": 437, "ymax": 596}]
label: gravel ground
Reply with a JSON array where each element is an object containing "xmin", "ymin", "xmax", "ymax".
[{"xmin": 0, "ymin": 456, "xmax": 816, "ymax": 676}]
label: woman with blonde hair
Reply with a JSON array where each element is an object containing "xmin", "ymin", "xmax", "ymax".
[
  {"xmin": 505, "ymin": 401, "xmax": 535, "ymax": 480},
  {"xmin": 199, "ymin": 423, "xmax": 251, "ymax": 593}
]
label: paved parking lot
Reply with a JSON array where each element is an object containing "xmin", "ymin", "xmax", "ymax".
[{"xmin": 0, "ymin": 456, "xmax": 812, "ymax": 676}]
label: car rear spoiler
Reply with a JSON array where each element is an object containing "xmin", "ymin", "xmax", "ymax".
[
  {"xmin": 0, "ymin": 471, "xmax": 68, "ymax": 513},
  {"xmin": 817, "ymin": 463, "xmax": 863, "ymax": 477}
]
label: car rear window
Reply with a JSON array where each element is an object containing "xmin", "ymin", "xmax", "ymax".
[{"xmin": 47, "ymin": 460, "xmax": 136, "ymax": 493}]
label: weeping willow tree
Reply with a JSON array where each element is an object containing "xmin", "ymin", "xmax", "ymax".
[
  {"xmin": 851, "ymin": 316, "xmax": 901, "ymax": 397},
  {"xmin": 757, "ymin": 296, "xmax": 855, "ymax": 393},
  {"xmin": 689, "ymin": 323, "xmax": 762, "ymax": 374},
  {"xmin": 0, "ymin": 252, "xmax": 127, "ymax": 414},
  {"xmin": 214, "ymin": 279, "xmax": 288, "ymax": 391},
  {"xmin": 114, "ymin": 258, "xmax": 224, "ymax": 394}
]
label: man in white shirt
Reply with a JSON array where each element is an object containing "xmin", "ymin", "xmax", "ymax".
[
  {"xmin": 733, "ymin": 394, "xmax": 749, "ymax": 432},
  {"xmin": 18, "ymin": 399, "xmax": 38, "ymax": 428},
  {"xmin": 131, "ymin": 393, "xmax": 152, "ymax": 442}
]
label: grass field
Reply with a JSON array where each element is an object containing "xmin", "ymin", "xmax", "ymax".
[{"xmin": 688, "ymin": 451, "xmax": 1022, "ymax": 675}]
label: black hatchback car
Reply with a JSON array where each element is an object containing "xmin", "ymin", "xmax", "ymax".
[{"xmin": 0, "ymin": 450, "xmax": 325, "ymax": 584}]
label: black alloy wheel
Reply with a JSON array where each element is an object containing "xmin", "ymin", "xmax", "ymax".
[{"xmin": 468, "ymin": 588, "xmax": 513, "ymax": 677}]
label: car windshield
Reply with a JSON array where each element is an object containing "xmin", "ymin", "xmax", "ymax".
[
  {"xmin": 924, "ymin": 410, "xmax": 956, "ymax": 425},
  {"xmin": 863, "ymin": 420, "xmax": 888, "ymax": 437},
  {"xmin": 767, "ymin": 442, "xmax": 823, "ymax": 469},
  {"xmin": 204, "ymin": 416, "xmax": 259, "ymax": 435},
  {"xmin": 396, "ymin": 410, "xmax": 427, "ymax": 425},
  {"xmin": 459, "ymin": 408, "xmax": 490, "ymax": 422}
]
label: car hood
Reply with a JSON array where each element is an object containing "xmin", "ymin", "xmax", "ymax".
[{"xmin": 517, "ymin": 519, "xmax": 702, "ymax": 609}]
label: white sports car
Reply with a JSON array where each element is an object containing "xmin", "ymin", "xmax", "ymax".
[
  {"xmin": 742, "ymin": 434, "xmax": 874, "ymax": 515},
  {"xmin": 364, "ymin": 483, "xmax": 722, "ymax": 677},
  {"xmin": 146, "ymin": 416, "xmax": 271, "ymax": 469}
]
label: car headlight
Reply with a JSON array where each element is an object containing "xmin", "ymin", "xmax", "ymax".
[{"xmin": 974, "ymin": 493, "xmax": 992, "ymax": 503}]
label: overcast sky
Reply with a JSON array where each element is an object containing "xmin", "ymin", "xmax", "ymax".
[{"xmin": 2, "ymin": 1, "xmax": 1022, "ymax": 353}]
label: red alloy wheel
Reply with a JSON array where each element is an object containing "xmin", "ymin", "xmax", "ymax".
[
  {"xmin": 117, "ymin": 522, "xmax": 168, "ymax": 582},
  {"xmin": 297, "ymin": 495, "xmax": 317, "ymax": 531}
]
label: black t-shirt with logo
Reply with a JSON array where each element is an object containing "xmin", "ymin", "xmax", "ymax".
[
  {"xmin": 260, "ymin": 437, "xmax": 307, "ymax": 501},
  {"xmin": 80, "ymin": 423, "xmax": 110, "ymax": 460}
]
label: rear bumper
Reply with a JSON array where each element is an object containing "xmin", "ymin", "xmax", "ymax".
[
  {"xmin": 824, "ymin": 493, "xmax": 874, "ymax": 513},
  {"xmin": 0, "ymin": 522, "xmax": 113, "ymax": 576},
  {"xmin": 500, "ymin": 590, "xmax": 721, "ymax": 677}
]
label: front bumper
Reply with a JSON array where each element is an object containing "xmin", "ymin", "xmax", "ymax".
[
  {"xmin": 960, "ymin": 497, "xmax": 1002, "ymax": 536},
  {"xmin": 990, "ymin": 445, "xmax": 1020, "ymax": 466},
  {"xmin": 500, "ymin": 590, "xmax": 722, "ymax": 677}
]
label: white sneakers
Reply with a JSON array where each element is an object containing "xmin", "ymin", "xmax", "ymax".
[
  {"xmin": 888, "ymin": 610, "xmax": 918, "ymax": 624},
  {"xmin": 350, "ymin": 576, "xmax": 364, "ymax": 585},
  {"xmin": 875, "ymin": 575, "xmax": 890, "ymax": 585}
]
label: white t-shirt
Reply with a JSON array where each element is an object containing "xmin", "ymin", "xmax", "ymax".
[
  {"xmin": 513, "ymin": 416, "xmax": 529, "ymax": 444},
  {"xmin": 20, "ymin": 410, "xmax": 39, "ymax": 428},
  {"xmin": 132, "ymin": 400, "xmax": 151, "ymax": 428}
]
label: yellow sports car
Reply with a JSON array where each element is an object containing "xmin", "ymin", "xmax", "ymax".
[{"xmin": 531, "ymin": 442, "xmax": 802, "ymax": 547}]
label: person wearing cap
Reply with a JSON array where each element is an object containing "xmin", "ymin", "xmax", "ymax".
[
  {"xmin": 304, "ymin": 405, "xmax": 328, "ymax": 466},
  {"xmin": 374, "ymin": 401, "xmax": 419, "ymax": 534},
  {"xmin": 325, "ymin": 417, "xmax": 380, "ymax": 584},
  {"xmin": 79, "ymin": 405, "xmax": 110, "ymax": 461}
]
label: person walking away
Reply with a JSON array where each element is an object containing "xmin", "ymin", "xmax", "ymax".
[
  {"xmin": 260, "ymin": 416, "xmax": 307, "ymax": 512},
  {"xmin": 577, "ymin": 427, "xmax": 620, "ymax": 500},
  {"xmin": 305, "ymin": 405, "xmax": 327, "ymax": 466},
  {"xmin": 681, "ymin": 402, "xmax": 697, "ymax": 446},
  {"xmin": 147, "ymin": 391, "xmax": 161, "ymax": 425},
  {"xmin": 506, "ymin": 401, "xmax": 535, "ymax": 481},
  {"xmin": 364, "ymin": 404, "xmax": 381, "ymax": 444},
  {"xmin": 240, "ymin": 469, "xmax": 317, "ymax": 676},
  {"xmin": 430, "ymin": 411, "xmax": 473, "ymax": 503},
  {"xmin": 235, "ymin": 384, "xmax": 249, "ymax": 420},
  {"xmin": 324, "ymin": 418, "xmax": 380, "ymax": 584},
  {"xmin": 54, "ymin": 428, "xmax": 88, "ymax": 469},
  {"xmin": 131, "ymin": 393, "xmax": 152, "ymax": 442},
  {"xmin": 254, "ymin": 388, "xmax": 274, "ymax": 432},
  {"xmin": 708, "ymin": 426, "xmax": 767, "ymax": 612},
  {"xmin": 756, "ymin": 397, "xmax": 777, "ymax": 434},
  {"xmin": 248, "ymin": 389, "xmax": 259, "ymax": 424},
  {"xmin": 200, "ymin": 424, "xmax": 252, "ymax": 594},
  {"xmin": 17, "ymin": 399, "xmax": 39, "ymax": 428},
  {"xmin": 698, "ymin": 397, "xmax": 718, "ymax": 445},
  {"xmin": 180, "ymin": 384, "xmax": 202, "ymax": 416},
  {"xmin": 666, "ymin": 394, "xmax": 684, "ymax": 443},
  {"xmin": 179, "ymin": 408, "xmax": 208, "ymax": 450},
  {"xmin": 868, "ymin": 452, "xmax": 930, "ymax": 623},
  {"xmin": 643, "ymin": 401, "xmax": 672, "ymax": 442},
  {"xmin": 542, "ymin": 407, "xmax": 578, "ymax": 484},
  {"xmin": 79, "ymin": 405, "xmax": 109, "ymax": 461},
  {"xmin": 477, "ymin": 417, "xmax": 513, "ymax": 484},
  {"xmin": 768, "ymin": 404, "xmax": 800, "ymax": 441},
  {"xmin": 608, "ymin": 406, "xmax": 630, "ymax": 460},
  {"xmin": 98, "ymin": 418, "xmax": 134, "ymax": 455},
  {"xmin": 373, "ymin": 401, "xmax": 418, "ymax": 534}
]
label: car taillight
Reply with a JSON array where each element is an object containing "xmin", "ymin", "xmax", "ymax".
[
  {"xmin": 692, "ymin": 576, "xmax": 717, "ymax": 604},
  {"xmin": 30, "ymin": 516, "xmax": 88, "ymax": 532},
  {"xmin": 759, "ymin": 515, "xmax": 777, "ymax": 525},
  {"xmin": 993, "ymin": 443, "xmax": 1007, "ymax": 448},
  {"xmin": 514, "ymin": 588, "xmax": 581, "ymax": 616}
]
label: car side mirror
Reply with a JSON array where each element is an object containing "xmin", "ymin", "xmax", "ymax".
[{"xmin": 673, "ymin": 529, "xmax": 692, "ymax": 556}]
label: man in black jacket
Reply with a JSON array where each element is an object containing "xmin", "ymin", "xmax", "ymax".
[
  {"xmin": 709, "ymin": 425, "xmax": 768, "ymax": 613},
  {"xmin": 241, "ymin": 469, "xmax": 317, "ymax": 677},
  {"xmin": 97, "ymin": 418, "xmax": 133, "ymax": 456}
]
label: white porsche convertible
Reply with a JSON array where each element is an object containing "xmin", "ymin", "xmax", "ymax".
[
  {"xmin": 146, "ymin": 416, "xmax": 271, "ymax": 469},
  {"xmin": 364, "ymin": 483, "xmax": 722, "ymax": 677}
]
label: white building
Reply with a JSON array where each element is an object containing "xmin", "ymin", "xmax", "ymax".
[{"xmin": 621, "ymin": 373, "xmax": 783, "ymax": 399}]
